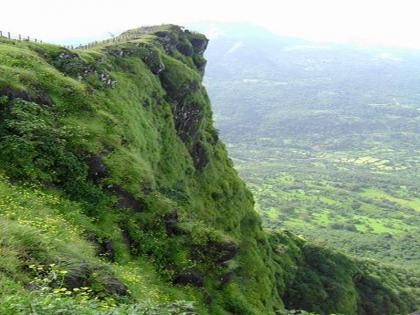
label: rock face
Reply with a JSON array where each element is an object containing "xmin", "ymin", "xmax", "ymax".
[
  {"xmin": 121, "ymin": 25, "xmax": 211, "ymax": 170},
  {"xmin": 37, "ymin": 48, "xmax": 117, "ymax": 88},
  {"xmin": 0, "ymin": 86, "xmax": 53, "ymax": 106},
  {"xmin": 106, "ymin": 42, "xmax": 165, "ymax": 75},
  {"xmin": 167, "ymin": 81, "xmax": 201, "ymax": 143},
  {"xmin": 121, "ymin": 26, "xmax": 209, "ymax": 60}
]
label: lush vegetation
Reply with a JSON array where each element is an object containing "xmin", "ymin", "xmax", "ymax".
[{"xmin": 0, "ymin": 24, "xmax": 418, "ymax": 314}]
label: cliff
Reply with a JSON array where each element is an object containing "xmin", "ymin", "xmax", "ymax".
[{"xmin": 0, "ymin": 25, "xmax": 417, "ymax": 314}]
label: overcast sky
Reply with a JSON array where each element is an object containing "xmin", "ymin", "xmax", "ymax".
[{"xmin": 1, "ymin": 0, "xmax": 420, "ymax": 48}]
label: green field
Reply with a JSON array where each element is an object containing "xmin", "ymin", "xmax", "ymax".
[{"xmin": 229, "ymin": 140, "xmax": 420, "ymax": 270}]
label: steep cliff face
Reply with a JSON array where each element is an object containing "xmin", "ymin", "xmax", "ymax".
[{"xmin": 0, "ymin": 25, "xmax": 417, "ymax": 315}]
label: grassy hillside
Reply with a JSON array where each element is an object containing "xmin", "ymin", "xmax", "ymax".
[{"xmin": 0, "ymin": 25, "xmax": 418, "ymax": 314}]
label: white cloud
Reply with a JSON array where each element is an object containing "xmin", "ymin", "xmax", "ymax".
[{"xmin": 1, "ymin": 0, "xmax": 420, "ymax": 48}]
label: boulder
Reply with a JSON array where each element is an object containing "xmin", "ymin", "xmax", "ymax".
[
  {"xmin": 99, "ymin": 273, "xmax": 129, "ymax": 296},
  {"xmin": 63, "ymin": 262, "xmax": 91, "ymax": 289}
]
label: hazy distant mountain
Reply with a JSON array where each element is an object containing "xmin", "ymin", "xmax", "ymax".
[{"xmin": 193, "ymin": 22, "xmax": 420, "ymax": 143}]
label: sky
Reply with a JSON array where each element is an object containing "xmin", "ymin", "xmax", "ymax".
[{"xmin": 1, "ymin": 0, "xmax": 420, "ymax": 48}]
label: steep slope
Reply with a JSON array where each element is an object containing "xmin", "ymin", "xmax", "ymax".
[{"xmin": 0, "ymin": 25, "xmax": 418, "ymax": 315}]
